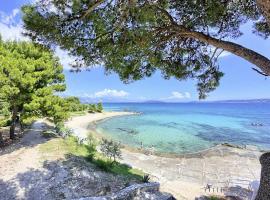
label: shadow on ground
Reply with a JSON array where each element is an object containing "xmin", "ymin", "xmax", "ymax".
[
  {"xmin": 0, "ymin": 155, "xmax": 140, "ymax": 200},
  {"xmin": 0, "ymin": 121, "xmax": 54, "ymax": 156}
]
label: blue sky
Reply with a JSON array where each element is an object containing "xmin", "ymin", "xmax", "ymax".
[{"xmin": 1, "ymin": 0, "xmax": 270, "ymax": 102}]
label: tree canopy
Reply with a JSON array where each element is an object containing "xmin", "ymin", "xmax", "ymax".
[
  {"xmin": 22, "ymin": 0, "xmax": 270, "ymax": 98},
  {"xmin": 0, "ymin": 37, "xmax": 66, "ymax": 138}
]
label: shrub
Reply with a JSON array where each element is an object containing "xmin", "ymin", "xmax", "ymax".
[
  {"xmin": 21, "ymin": 117, "xmax": 36, "ymax": 127},
  {"xmin": 88, "ymin": 104, "xmax": 97, "ymax": 113},
  {"xmin": 142, "ymin": 174, "xmax": 150, "ymax": 183},
  {"xmin": 55, "ymin": 122, "xmax": 64, "ymax": 132},
  {"xmin": 94, "ymin": 159, "xmax": 111, "ymax": 171},
  {"xmin": 42, "ymin": 130, "xmax": 57, "ymax": 138},
  {"xmin": 100, "ymin": 138, "xmax": 122, "ymax": 164},
  {"xmin": 0, "ymin": 118, "xmax": 11, "ymax": 127},
  {"xmin": 55, "ymin": 123, "xmax": 73, "ymax": 138},
  {"xmin": 85, "ymin": 134, "xmax": 97, "ymax": 161},
  {"xmin": 96, "ymin": 102, "xmax": 103, "ymax": 113}
]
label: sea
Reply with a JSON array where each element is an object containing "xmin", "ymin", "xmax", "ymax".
[{"xmin": 94, "ymin": 102, "xmax": 270, "ymax": 154}]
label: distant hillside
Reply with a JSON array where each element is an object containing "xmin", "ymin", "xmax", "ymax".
[
  {"xmin": 212, "ymin": 99, "xmax": 270, "ymax": 103},
  {"xmin": 66, "ymin": 96, "xmax": 270, "ymax": 104},
  {"xmin": 142, "ymin": 100, "xmax": 166, "ymax": 103}
]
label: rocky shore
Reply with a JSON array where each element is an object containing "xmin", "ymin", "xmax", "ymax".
[{"xmin": 66, "ymin": 112, "xmax": 262, "ymax": 199}]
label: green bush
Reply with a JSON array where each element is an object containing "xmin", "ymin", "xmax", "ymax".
[
  {"xmin": 21, "ymin": 117, "xmax": 36, "ymax": 127},
  {"xmin": 55, "ymin": 123, "xmax": 73, "ymax": 138},
  {"xmin": 100, "ymin": 138, "xmax": 122, "ymax": 164},
  {"xmin": 88, "ymin": 104, "xmax": 97, "ymax": 113},
  {"xmin": 96, "ymin": 102, "xmax": 103, "ymax": 113},
  {"xmin": 85, "ymin": 135, "xmax": 97, "ymax": 161},
  {"xmin": 94, "ymin": 159, "xmax": 111, "ymax": 171},
  {"xmin": 142, "ymin": 174, "xmax": 150, "ymax": 183},
  {"xmin": 42, "ymin": 130, "xmax": 57, "ymax": 138},
  {"xmin": 0, "ymin": 118, "xmax": 11, "ymax": 127}
]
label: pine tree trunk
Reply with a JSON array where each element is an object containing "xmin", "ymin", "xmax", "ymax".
[
  {"xmin": 255, "ymin": 152, "xmax": 270, "ymax": 200},
  {"xmin": 9, "ymin": 106, "xmax": 18, "ymax": 140},
  {"xmin": 0, "ymin": 131, "xmax": 3, "ymax": 146}
]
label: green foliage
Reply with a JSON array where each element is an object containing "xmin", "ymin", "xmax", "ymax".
[
  {"xmin": 65, "ymin": 96, "xmax": 87, "ymax": 112},
  {"xmin": 86, "ymin": 103, "xmax": 103, "ymax": 113},
  {"xmin": 0, "ymin": 38, "xmax": 66, "ymax": 136},
  {"xmin": 42, "ymin": 130, "xmax": 57, "ymax": 138},
  {"xmin": 21, "ymin": 116, "xmax": 36, "ymax": 127},
  {"xmin": 96, "ymin": 102, "xmax": 103, "ymax": 113},
  {"xmin": 39, "ymin": 136, "xmax": 143, "ymax": 179},
  {"xmin": 0, "ymin": 118, "xmax": 11, "ymax": 127},
  {"xmin": 142, "ymin": 174, "xmax": 150, "ymax": 183},
  {"xmin": 88, "ymin": 104, "xmax": 97, "ymax": 113},
  {"xmin": 21, "ymin": 1, "xmax": 270, "ymax": 98},
  {"xmin": 0, "ymin": 102, "xmax": 10, "ymax": 117},
  {"xmin": 55, "ymin": 122, "xmax": 73, "ymax": 138},
  {"xmin": 93, "ymin": 159, "xmax": 111, "ymax": 172},
  {"xmin": 100, "ymin": 138, "xmax": 122, "ymax": 163},
  {"xmin": 85, "ymin": 134, "xmax": 97, "ymax": 161},
  {"xmin": 64, "ymin": 96, "xmax": 102, "ymax": 115}
]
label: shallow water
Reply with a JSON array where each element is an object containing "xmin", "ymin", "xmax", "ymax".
[{"xmin": 95, "ymin": 103, "xmax": 270, "ymax": 154}]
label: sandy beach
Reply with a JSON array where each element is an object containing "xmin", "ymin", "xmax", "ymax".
[
  {"xmin": 66, "ymin": 112, "xmax": 263, "ymax": 200},
  {"xmin": 65, "ymin": 111, "xmax": 137, "ymax": 140}
]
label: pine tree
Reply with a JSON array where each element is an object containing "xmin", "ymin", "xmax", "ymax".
[{"xmin": 0, "ymin": 38, "xmax": 66, "ymax": 139}]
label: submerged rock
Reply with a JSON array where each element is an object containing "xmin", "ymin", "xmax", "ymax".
[{"xmin": 117, "ymin": 128, "xmax": 138, "ymax": 135}]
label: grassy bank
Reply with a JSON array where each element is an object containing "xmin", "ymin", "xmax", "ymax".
[{"xmin": 39, "ymin": 136, "xmax": 144, "ymax": 180}]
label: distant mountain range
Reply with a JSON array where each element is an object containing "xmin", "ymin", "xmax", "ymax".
[
  {"xmin": 77, "ymin": 97, "xmax": 270, "ymax": 104},
  {"xmin": 142, "ymin": 99, "xmax": 270, "ymax": 103},
  {"xmin": 209, "ymin": 99, "xmax": 270, "ymax": 103}
]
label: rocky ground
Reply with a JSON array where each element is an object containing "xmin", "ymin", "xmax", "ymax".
[
  {"xmin": 0, "ymin": 120, "xmax": 172, "ymax": 200},
  {"xmin": 121, "ymin": 145, "xmax": 262, "ymax": 200}
]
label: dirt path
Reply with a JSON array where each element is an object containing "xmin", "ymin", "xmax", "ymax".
[
  {"xmin": 0, "ymin": 120, "xmax": 49, "ymax": 199},
  {"xmin": 0, "ymin": 119, "xmax": 144, "ymax": 200}
]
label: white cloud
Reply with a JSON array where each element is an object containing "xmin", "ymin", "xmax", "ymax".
[
  {"xmin": 183, "ymin": 92, "xmax": 191, "ymax": 98},
  {"xmin": 55, "ymin": 48, "xmax": 78, "ymax": 70},
  {"xmin": 171, "ymin": 91, "xmax": 191, "ymax": 99},
  {"xmin": 164, "ymin": 91, "xmax": 191, "ymax": 100},
  {"xmin": 0, "ymin": 22, "xmax": 26, "ymax": 41},
  {"xmin": 94, "ymin": 89, "xmax": 129, "ymax": 98},
  {"xmin": 78, "ymin": 89, "xmax": 129, "ymax": 100},
  {"xmin": 0, "ymin": 9, "xmax": 78, "ymax": 71},
  {"xmin": 0, "ymin": 8, "xmax": 27, "ymax": 41},
  {"xmin": 171, "ymin": 91, "xmax": 185, "ymax": 99},
  {"xmin": 218, "ymin": 51, "xmax": 231, "ymax": 58},
  {"xmin": 55, "ymin": 48, "xmax": 104, "ymax": 70},
  {"xmin": 208, "ymin": 47, "xmax": 231, "ymax": 59},
  {"xmin": 0, "ymin": 8, "xmax": 20, "ymax": 24}
]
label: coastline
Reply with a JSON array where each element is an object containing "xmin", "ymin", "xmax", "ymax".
[
  {"xmin": 66, "ymin": 112, "xmax": 262, "ymax": 199},
  {"xmin": 65, "ymin": 111, "xmax": 138, "ymax": 141}
]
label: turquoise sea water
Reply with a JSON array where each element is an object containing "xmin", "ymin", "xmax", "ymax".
[{"xmin": 95, "ymin": 103, "xmax": 270, "ymax": 154}]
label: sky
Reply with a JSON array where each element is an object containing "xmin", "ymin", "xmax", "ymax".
[{"xmin": 1, "ymin": 0, "xmax": 270, "ymax": 102}]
